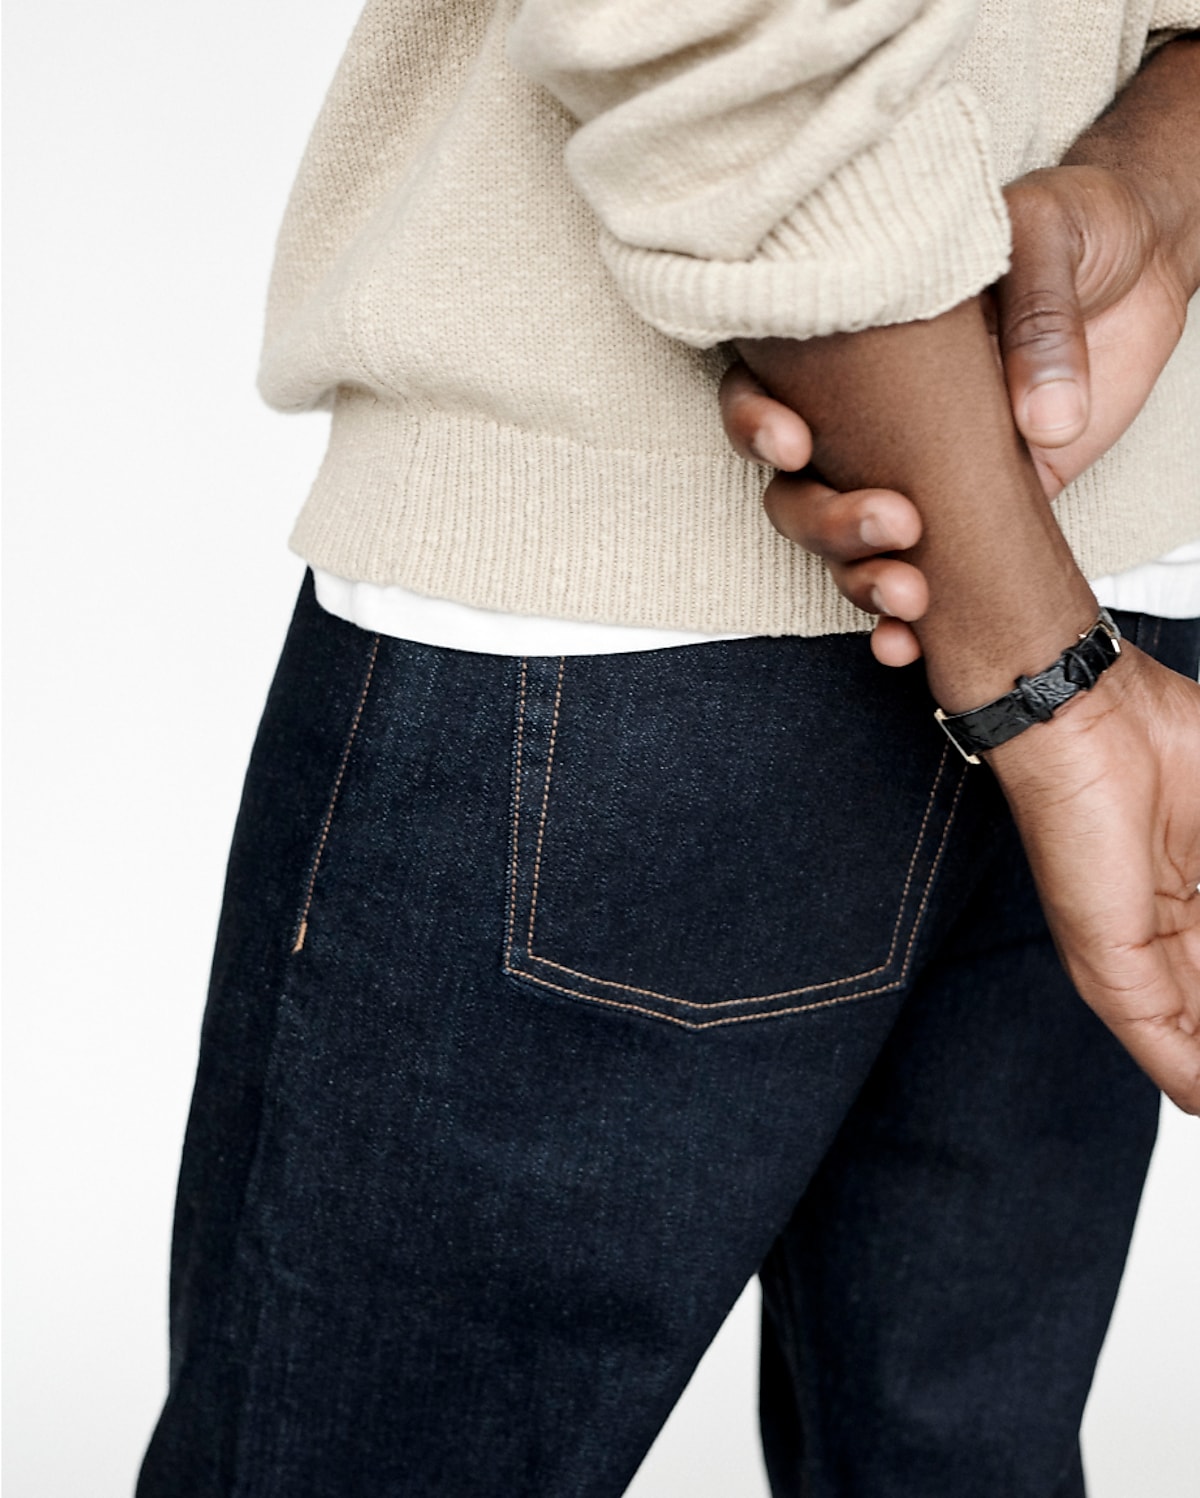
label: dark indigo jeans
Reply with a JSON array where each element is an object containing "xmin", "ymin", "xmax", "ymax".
[{"xmin": 138, "ymin": 572, "xmax": 1200, "ymax": 1498}]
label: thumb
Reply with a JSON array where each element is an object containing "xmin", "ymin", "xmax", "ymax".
[{"xmin": 996, "ymin": 193, "xmax": 1091, "ymax": 449}]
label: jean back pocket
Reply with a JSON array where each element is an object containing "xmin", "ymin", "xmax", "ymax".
[{"xmin": 504, "ymin": 644, "xmax": 965, "ymax": 1030}]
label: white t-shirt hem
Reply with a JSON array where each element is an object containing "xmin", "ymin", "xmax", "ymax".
[{"xmin": 313, "ymin": 540, "xmax": 1200, "ymax": 657}]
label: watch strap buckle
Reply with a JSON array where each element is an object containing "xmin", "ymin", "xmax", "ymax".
[{"xmin": 934, "ymin": 707, "xmax": 982, "ymax": 766}]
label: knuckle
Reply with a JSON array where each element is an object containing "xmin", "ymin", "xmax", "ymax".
[
  {"xmin": 1002, "ymin": 292, "xmax": 1077, "ymax": 353},
  {"xmin": 764, "ymin": 484, "xmax": 838, "ymax": 556},
  {"xmin": 762, "ymin": 480, "xmax": 803, "ymax": 542},
  {"xmin": 1004, "ymin": 175, "xmax": 1078, "ymax": 247},
  {"xmin": 827, "ymin": 561, "xmax": 867, "ymax": 605},
  {"xmin": 1005, "ymin": 175, "xmax": 1062, "ymax": 223},
  {"xmin": 718, "ymin": 369, "xmax": 753, "ymax": 423},
  {"xmin": 718, "ymin": 358, "xmax": 746, "ymax": 393}
]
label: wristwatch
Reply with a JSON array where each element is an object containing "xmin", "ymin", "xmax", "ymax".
[{"xmin": 934, "ymin": 608, "xmax": 1123, "ymax": 765}]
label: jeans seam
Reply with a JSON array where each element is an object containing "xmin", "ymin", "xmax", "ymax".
[
  {"xmin": 527, "ymin": 656, "xmax": 565, "ymax": 949},
  {"xmin": 290, "ymin": 633, "xmax": 381, "ymax": 954},
  {"xmin": 509, "ymin": 771, "xmax": 964, "ymax": 1028},
  {"xmin": 527, "ymin": 751, "xmax": 950, "ymax": 1003},
  {"xmin": 505, "ymin": 661, "xmax": 965, "ymax": 1024},
  {"xmin": 506, "ymin": 657, "xmax": 529, "ymax": 962}
]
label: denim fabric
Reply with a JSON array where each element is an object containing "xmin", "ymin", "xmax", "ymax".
[{"xmin": 138, "ymin": 573, "xmax": 1199, "ymax": 1498}]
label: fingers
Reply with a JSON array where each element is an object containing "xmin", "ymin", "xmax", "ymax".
[
  {"xmin": 718, "ymin": 360, "xmax": 813, "ymax": 471},
  {"xmin": 871, "ymin": 617, "xmax": 923, "ymax": 668},
  {"xmin": 832, "ymin": 554, "xmax": 930, "ymax": 623},
  {"xmin": 997, "ymin": 181, "xmax": 1091, "ymax": 448},
  {"xmin": 763, "ymin": 472, "xmax": 929, "ymax": 645},
  {"xmin": 744, "ymin": 416, "xmax": 929, "ymax": 665},
  {"xmin": 763, "ymin": 472, "xmax": 922, "ymax": 564}
]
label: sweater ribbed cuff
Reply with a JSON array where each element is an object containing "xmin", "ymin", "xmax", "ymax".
[{"xmin": 600, "ymin": 84, "xmax": 1012, "ymax": 348}]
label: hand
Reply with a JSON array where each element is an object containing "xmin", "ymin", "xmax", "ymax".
[
  {"xmin": 722, "ymin": 162, "xmax": 1195, "ymax": 665},
  {"xmin": 718, "ymin": 360, "xmax": 928, "ymax": 667},
  {"xmin": 993, "ymin": 163, "xmax": 1193, "ymax": 494},
  {"xmin": 987, "ymin": 648, "xmax": 1200, "ymax": 1115}
]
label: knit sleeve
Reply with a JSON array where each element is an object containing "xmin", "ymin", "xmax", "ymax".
[
  {"xmin": 1144, "ymin": 1, "xmax": 1199, "ymax": 52},
  {"xmin": 507, "ymin": 0, "xmax": 1011, "ymax": 347},
  {"xmin": 1147, "ymin": 1, "xmax": 1199, "ymax": 27}
]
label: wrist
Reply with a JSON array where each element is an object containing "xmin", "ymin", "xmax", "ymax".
[
  {"xmin": 933, "ymin": 606, "xmax": 1122, "ymax": 764},
  {"xmin": 984, "ymin": 641, "xmax": 1140, "ymax": 782},
  {"xmin": 917, "ymin": 546, "xmax": 1098, "ymax": 715}
]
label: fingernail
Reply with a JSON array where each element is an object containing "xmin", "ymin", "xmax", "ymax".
[
  {"xmin": 870, "ymin": 586, "xmax": 889, "ymax": 616},
  {"xmin": 1023, "ymin": 379, "xmax": 1084, "ymax": 435},
  {"xmin": 748, "ymin": 419, "xmax": 780, "ymax": 467},
  {"xmin": 860, "ymin": 515, "xmax": 888, "ymax": 549}
]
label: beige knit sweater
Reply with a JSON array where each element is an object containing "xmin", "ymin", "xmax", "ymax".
[{"xmin": 260, "ymin": 0, "xmax": 1199, "ymax": 636}]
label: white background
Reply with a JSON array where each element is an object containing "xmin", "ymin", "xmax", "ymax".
[{"xmin": 4, "ymin": 4, "xmax": 1198, "ymax": 1494}]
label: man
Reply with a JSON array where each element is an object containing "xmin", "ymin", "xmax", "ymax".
[{"xmin": 139, "ymin": 5, "xmax": 1198, "ymax": 1494}]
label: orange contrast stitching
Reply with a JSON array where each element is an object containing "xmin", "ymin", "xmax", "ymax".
[
  {"xmin": 505, "ymin": 761, "xmax": 968, "ymax": 1028},
  {"xmin": 525, "ymin": 658, "xmax": 565, "ymax": 949},
  {"xmin": 291, "ymin": 634, "xmax": 381, "ymax": 954},
  {"xmin": 893, "ymin": 760, "xmax": 966, "ymax": 975},
  {"xmin": 519, "ymin": 746, "xmax": 951, "ymax": 1009},
  {"xmin": 506, "ymin": 659, "xmax": 528, "ymax": 959}
]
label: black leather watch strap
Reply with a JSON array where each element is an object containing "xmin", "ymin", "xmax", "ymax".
[{"xmin": 934, "ymin": 608, "xmax": 1122, "ymax": 765}]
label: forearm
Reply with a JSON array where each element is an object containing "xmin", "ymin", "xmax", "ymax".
[
  {"xmin": 737, "ymin": 300, "xmax": 1097, "ymax": 712},
  {"xmin": 732, "ymin": 37, "xmax": 1200, "ymax": 1110},
  {"xmin": 735, "ymin": 38, "xmax": 1200, "ymax": 711}
]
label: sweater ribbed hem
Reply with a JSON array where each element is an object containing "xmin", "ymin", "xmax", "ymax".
[
  {"xmin": 601, "ymin": 84, "xmax": 1012, "ymax": 347},
  {"xmin": 289, "ymin": 391, "xmax": 876, "ymax": 636},
  {"xmin": 288, "ymin": 368, "xmax": 1200, "ymax": 637}
]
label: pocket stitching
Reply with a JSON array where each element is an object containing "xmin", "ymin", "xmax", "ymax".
[
  {"xmin": 509, "ymin": 769, "xmax": 965, "ymax": 1029},
  {"xmin": 505, "ymin": 657, "xmax": 529, "ymax": 960},
  {"xmin": 527, "ymin": 656, "xmax": 566, "ymax": 949},
  {"xmin": 290, "ymin": 633, "xmax": 381, "ymax": 954},
  {"xmin": 505, "ymin": 661, "xmax": 965, "ymax": 1022}
]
